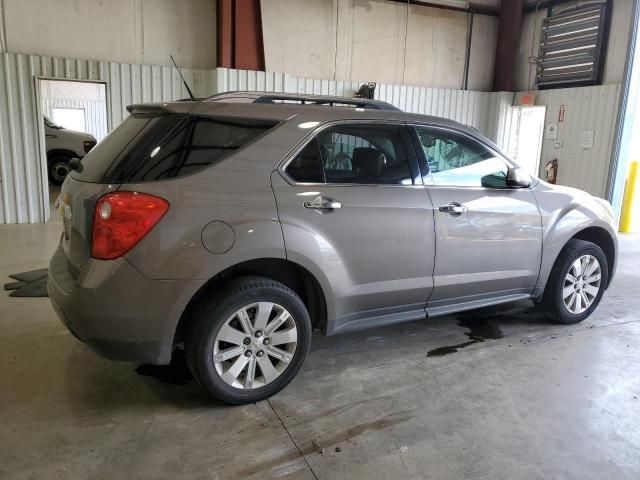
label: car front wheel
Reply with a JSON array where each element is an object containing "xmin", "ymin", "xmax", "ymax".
[
  {"xmin": 186, "ymin": 276, "xmax": 311, "ymax": 404},
  {"xmin": 48, "ymin": 154, "xmax": 72, "ymax": 186},
  {"xmin": 540, "ymin": 238, "xmax": 608, "ymax": 324}
]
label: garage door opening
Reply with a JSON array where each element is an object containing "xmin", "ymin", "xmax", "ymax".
[
  {"xmin": 35, "ymin": 79, "xmax": 108, "ymax": 217},
  {"xmin": 609, "ymin": 4, "xmax": 640, "ymax": 232}
]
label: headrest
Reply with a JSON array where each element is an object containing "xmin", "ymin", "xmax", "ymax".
[{"xmin": 352, "ymin": 147, "xmax": 386, "ymax": 179}]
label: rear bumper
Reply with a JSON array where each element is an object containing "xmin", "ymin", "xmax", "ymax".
[{"xmin": 48, "ymin": 244, "xmax": 199, "ymax": 365}]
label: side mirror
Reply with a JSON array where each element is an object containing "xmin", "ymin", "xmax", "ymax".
[
  {"xmin": 506, "ymin": 167, "xmax": 531, "ymax": 188},
  {"xmin": 68, "ymin": 157, "xmax": 83, "ymax": 173}
]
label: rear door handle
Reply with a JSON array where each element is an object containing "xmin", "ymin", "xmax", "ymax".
[
  {"xmin": 304, "ymin": 196, "xmax": 342, "ymax": 211},
  {"xmin": 438, "ymin": 202, "xmax": 467, "ymax": 216}
]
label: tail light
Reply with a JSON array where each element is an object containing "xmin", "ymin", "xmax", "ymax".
[{"xmin": 92, "ymin": 192, "xmax": 169, "ymax": 260}]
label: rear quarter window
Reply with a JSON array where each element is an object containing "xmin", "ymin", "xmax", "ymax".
[{"xmin": 73, "ymin": 114, "xmax": 278, "ymax": 183}]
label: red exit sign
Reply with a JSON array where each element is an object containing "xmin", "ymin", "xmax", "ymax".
[{"xmin": 520, "ymin": 92, "xmax": 535, "ymax": 106}]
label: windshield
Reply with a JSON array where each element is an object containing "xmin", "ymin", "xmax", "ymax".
[{"xmin": 44, "ymin": 116, "xmax": 62, "ymax": 129}]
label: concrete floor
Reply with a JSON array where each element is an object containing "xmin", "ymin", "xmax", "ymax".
[{"xmin": 1, "ymin": 213, "xmax": 639, "ymax": 480}]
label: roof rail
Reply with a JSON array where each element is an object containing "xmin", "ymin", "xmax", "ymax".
[{"xmin": 205, "ymin": 91, "xmax": 401, "ymax": 111}]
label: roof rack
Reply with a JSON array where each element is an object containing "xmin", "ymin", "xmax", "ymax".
[{"xmin": 205, "ymin": 91, "xmax": 401, "ymax": 111}]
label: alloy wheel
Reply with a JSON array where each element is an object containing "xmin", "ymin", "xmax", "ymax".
[
  {"xmin": 562, "ymin": 254, "xmax": 601, "ymax": 314},
  {"xmin": 213, "ymin": 302, "xmax": 298, "ymax": 389}
]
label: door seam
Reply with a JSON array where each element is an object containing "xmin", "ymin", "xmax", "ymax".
[{"xmin": 269, "ymin": 169, "xmax": 289, "ymax": 261}]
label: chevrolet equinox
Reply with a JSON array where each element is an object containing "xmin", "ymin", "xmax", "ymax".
[{"xmin": 49, "ymin": 92, "xmax": 618, "ymax": 404}]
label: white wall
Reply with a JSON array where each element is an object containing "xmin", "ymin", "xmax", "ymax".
[
  {"xmin": 534, "ymin": 85, "xmax": 621, "ymax": 198},
  {"xmin": 604, "ymin": 0, "xmax": 634, "ymax": 84},
  {"xmin": 0, "ymin": 0, "xmax": 217, "ymax": 69},
  {"xmin": 501, "ymin": 85, "xmax": 621, "ymax": 198},
  {"xmin": 261, "ymin": 0, "xmax": 499, "ymax": 90},
  {"xmin": 514, "ymin": 0, "xmax": 633, "ymax": 91}
]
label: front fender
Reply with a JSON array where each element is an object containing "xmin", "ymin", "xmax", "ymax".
[{"xmin": 533, "ymin": 181, "xmax": 617, "ymax": 295}]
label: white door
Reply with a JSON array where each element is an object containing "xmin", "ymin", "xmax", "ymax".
[{"xmin": 514, "ymin": 106, "xmax": 546, "ymax": 177}]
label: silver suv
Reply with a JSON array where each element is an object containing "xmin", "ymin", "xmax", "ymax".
[{"xmin": 48, "ymin": 92, "xmax": 618, "ymax": 404}]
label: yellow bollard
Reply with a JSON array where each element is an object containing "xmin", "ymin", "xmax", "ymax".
[{"xmin": 619, "ymin": 161, "xmax": 639, "ymax": 233}]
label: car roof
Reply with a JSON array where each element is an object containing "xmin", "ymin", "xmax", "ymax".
[
  {"xmin": 125, "ymin": 95, "xmax": 507, "ymax": 153},
  {"xmin": 128, "ymin": 96, "xmax": 469, "ymax": 130}
]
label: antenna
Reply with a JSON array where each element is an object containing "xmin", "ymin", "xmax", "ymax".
[{"xmin": 170, "ymin": 54, "xmax": 195, "ymax": 100}]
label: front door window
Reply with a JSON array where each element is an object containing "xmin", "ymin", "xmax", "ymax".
[{"xmin": 416, "ymin": 128, "xmax": 510, "ymax": 188}]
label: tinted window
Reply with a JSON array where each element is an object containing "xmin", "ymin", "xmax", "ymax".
[
  {"xmin": 317, "ymin": 124, "xmax": 412, "ymax": 185},
  {"xmin": 73, "ymin": 114, "xmax": 277, "ymax": 183},
  {"xmin": 416, "ymin": 127, "xmax": 510, "ymax": 187},
  {"xmin": 286, "ymin": 138, "xmax": 324, "ymax": 183}
]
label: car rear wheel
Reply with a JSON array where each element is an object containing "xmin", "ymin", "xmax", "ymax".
[
  {"xmin": 186, "ymin": 276, "xmax": 311, "ymax": 404},
  {"xmin": 48, "ymin": 154, "xmax": 72, "ymax": 186},
  {"xmin": 539, "ymin": 239, "xmax": 608, "ymax": 324}
]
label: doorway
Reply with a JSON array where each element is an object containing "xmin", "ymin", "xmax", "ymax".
[
  {"xmin": 513, "ymin": 106, "xmax": 546, "ymax": 177},
  {"xmin": 608, "ymin": 2, "xmax": 640, "ymax": 232},
  {"xmin": 35, "ymin": 79, "xmax": 108, "ymax": 218}
]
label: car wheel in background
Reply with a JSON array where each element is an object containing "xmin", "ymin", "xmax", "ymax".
[
  {"xmin": 48, "ymin": 153, "xmax": 72, "ymax": 186},
  {"xmin": 186, "ymin": 276, "xmax": 312, "ymax": 404},
  {"xmin": 539, "ymin": 238, "xmax": 608, "ymax": 325}
]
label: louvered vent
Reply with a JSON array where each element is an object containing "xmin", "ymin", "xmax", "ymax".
[{"xmin": 536, "ymin": 4, "xmax": 608, "ymax": 88}]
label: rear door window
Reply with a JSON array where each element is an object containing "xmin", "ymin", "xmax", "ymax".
[
  {"xmin": 318, "ymin": 124, "xmax": 412, "ymax": 185},
  {"xmin": 286, "ymin": 138, "xmax": 325, "ymax": 183},
  {"xmin": 73, "ymin": 114, "xmax": 278, "ymax": 183},
  {"xmin": 284, "ymin": 123, "xmax": 413, "ymax": 185}
]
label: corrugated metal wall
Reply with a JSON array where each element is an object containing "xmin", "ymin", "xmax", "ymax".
[
  {"xmin": 0, "ymin": 58, "xmax": 623, "ymax": 223},
  {"xmin": 529, "ymin": 84, "xmax": 621, "ymax": 197},
  {"xmin": 0, "ymin": 52, "xmax": 215, "ymax": 224}
]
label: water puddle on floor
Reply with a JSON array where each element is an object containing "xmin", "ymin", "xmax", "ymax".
[{"xmin": 426, "ymin": 317, "xmax": 504, "ymax": 357}]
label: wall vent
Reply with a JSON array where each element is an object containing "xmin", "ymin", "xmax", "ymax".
[{"xmin": 536, "ymin": 3, "xmax": 610, "ymax": 88}]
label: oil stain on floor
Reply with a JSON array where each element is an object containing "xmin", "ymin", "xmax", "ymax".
[{"xmin": 427, "ymin": 316, "xmax": 504, "ymax": 357}]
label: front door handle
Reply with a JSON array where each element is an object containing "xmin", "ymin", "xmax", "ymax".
[
  {"xmin": 438, "ymin": 202, "xmax": 467, "ymax": 216},
  {"xmin": 304, "ymin": 196, "xmax": 342, "ymax": 211}
]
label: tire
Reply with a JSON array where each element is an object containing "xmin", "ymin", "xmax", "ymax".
[
  {"xmin": 185, "ymin": 276, "xmax": 312, "ymax": 404},
  {"xmin": 48, "ymin": 153, "xmax": 72, "ymax": 186},
  {"xmin": 539, "ymin": 239, "xmax": 608, "ymax": 324}
]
